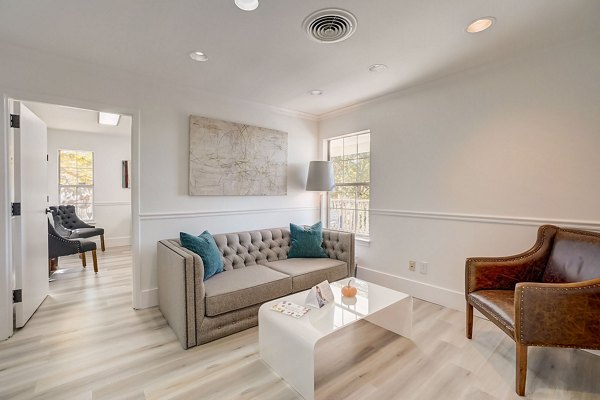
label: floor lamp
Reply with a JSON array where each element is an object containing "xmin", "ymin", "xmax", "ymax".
[{"xmin": 306, "ymin": 161, "xmax": 335, "ymax": 223}]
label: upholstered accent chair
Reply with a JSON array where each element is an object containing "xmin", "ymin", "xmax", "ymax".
[
  {"xmin": 49, "ymin": 205, "xmax": 105, "ymax": 251},
  {"xmin": 465, "ymin": 225, "xmax": 600, "ymax": 396},
  {"xmin": 48, "ymin": 221, "xmax": 98, "ymax": 273}
]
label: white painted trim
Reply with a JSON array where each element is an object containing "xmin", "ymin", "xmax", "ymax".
[
  {"xmin": 357, "ymin": 266, "xmax": 465, "ymax": 312},
  {"xmin": 139, "ymin": 206, "xmax": 318, "ymax": 221},
  {"xmin": 130, "ymin": 110, "xmax": 142, "ymax": 310},
  {"xmin": 95, "ymin": 202, "xmax": 131, "ymax": 207},
  {"xmin": 140, "ymin": 288, "xmax": 158, "ymax": 309},
  {"xmin": 356, "ymin": 237, "xmax": 371, "ymax": 247},
  {"xmin": 0, "ymin": 88, "xmax": 142, "ymax": 311},
  {"xmin": 370, "ymin": 209, "xmax": 600, "ymax": 231},
  {"xmin": 0, "ymin": 95, "xmax": 13, "ymax": 341}
]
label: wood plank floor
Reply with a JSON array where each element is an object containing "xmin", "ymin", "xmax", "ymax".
[{"xmin": 0, "ymin": 246, "xmax": 598, "ymax": 400}]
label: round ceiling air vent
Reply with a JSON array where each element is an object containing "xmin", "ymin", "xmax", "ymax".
[{"xmin": 302, "ymin": 9, "xmax": 357, "ymax": 44}]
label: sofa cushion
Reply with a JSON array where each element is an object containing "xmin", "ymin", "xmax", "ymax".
[
  {"xmin": 468, "ymin": 290, "xmax": 515, "ymax": 337},
  {"xmin": 288, "ymin": 222, "xmax": 327, "ymax": 258},
  {"xmin": 262, "ymin": 258, "xmax": 347, "ymax": 291},
  {"xmin": 180, "ymin": 231, "xmax": 224, "ymax": 280},
  {"xmin": 542, "ymin": 230, "xmax": 600, "ymax": 283},
  {"xmin": 68, "ymin": 227, "xmax": 105, "ymax": 239},
  {"xmin": 204, "ymin": 265, "xmax": 292, "ymax": 317}
]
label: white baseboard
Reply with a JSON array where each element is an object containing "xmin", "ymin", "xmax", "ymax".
[
  {"xmin": 89, "ymin": 236, "xmax": 131, "ymax": 248},
  {"xmin": 138, "ymin": 288, "xmax": 158, "ymax": 309},
  {"xmin": 357, "ymin": 266, "xmax": 465, "ymax": 312}
]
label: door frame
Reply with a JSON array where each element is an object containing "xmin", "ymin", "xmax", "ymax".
[{"xmin": 0, "ymin": 90, "xmax": 142, "ymax": 341}]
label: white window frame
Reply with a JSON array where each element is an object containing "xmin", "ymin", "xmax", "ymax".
[
  {"xmin": 326, "ymin": 130, "xmax": 370, "ymax": 238},
  {"xmin": 58, "ymin": 149, "xmax": 95, "ymax": 222}
]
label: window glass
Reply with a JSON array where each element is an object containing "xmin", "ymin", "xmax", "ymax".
[
  {"xmin": 327, "ymin": 132, "xmax": 370, "ymax": 236},
  {"xmin": 59, "ymin": 150, "xmax": 94, "ymax": 221}
]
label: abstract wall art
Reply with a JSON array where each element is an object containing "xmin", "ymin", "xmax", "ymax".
[{"xmin": 189, "ymin": 116, "xmax": 288, "ymax": 196}]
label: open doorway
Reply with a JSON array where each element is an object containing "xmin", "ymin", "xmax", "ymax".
[{"xmin": 15, "ymin": 100, "xmax": 133, "ymax": 320}]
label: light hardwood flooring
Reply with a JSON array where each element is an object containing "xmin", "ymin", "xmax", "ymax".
[{"xmin": 0, "ymin": 247, "xmax": 599, "ymax": 400}]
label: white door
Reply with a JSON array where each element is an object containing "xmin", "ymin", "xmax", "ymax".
[{"xmin": 12, "ymin": 101, "xmax": 49, "ymax": 328}]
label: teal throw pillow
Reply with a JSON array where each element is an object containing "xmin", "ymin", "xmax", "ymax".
[
  {"xmin": 180, "ymin": 231, "xmax": 224, "ymax": 280},
  {"xmin": 288, "ymin": 222, "xmax": 327, "ymax": 258}
]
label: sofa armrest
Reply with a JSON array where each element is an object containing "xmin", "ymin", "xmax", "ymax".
[
  {"xmin": 515, "ymin": 278, "xmax": 600, "ymax": 348},
  {"xmin": 465, "ymin": 225, "xmax": 557, "ymax": 294},
  {"xmin": 157, "ymin": 240, "xmax": 205, "ymax": 349},
  {"xmin": 323, "ymin": 228, "xmax": 356, "ymax": 277}
]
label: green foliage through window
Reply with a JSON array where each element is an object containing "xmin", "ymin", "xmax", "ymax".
[
  {"xmin": 327, "ymin": 132, "xmax": 370, "ymax": 236},
  {"xmin": 59, "ymin": 150, "xmax": 94, "ymax": 221}
]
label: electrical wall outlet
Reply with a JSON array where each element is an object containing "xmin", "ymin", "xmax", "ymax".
[
  {"xmin": 409, "ymin": 260, "xmax": 416, "ymax": 272},
  {"xmin": 419, "ymin": 261, "xmax": 429, "ymax": 275}
]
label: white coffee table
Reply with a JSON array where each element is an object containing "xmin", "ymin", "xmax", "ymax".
[{"xmin": 258, "ymin": 278, "xmax": 412, "ymax": 400}]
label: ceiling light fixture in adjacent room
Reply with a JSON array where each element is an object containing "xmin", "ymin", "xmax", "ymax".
[
  {"xmin": 189, "ymin": 51, "xmax": 209, "ymax": 62},
  {"xmin": 466, "ymin": 17, "xmax": 495, "ymax": 33},
  {"xmin": 98, "ymin": 112, "xmax": 121, "ymax": 126},
  {"xmin": 368, "ymin": 64, "xmax": 388, "ymax": 72},
  {"xmin": 235, "ymin": 0, "xmax": 259, "ymax": 11},
  {"xmin": 309, "ymin": 90, "xmax": 323, "ymax": 96}
]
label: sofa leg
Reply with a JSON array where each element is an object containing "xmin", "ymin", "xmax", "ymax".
[
  {"xmin": 516, "ymin": 342, "xmax": 528, "ymax": 396},
  {"xmin": 92, "ymin": 250, "xmax": 98, "ymax": 274},
  {"xmin": 466, "ymin": 301, "xmax": 473, "ymax": 339},
  {"xmin": 100, "ymin": 234, "xmax": 105, "ymax": 251},
  {"xmin": 81, "ymin": 252, "xmax": 87, "ymax": 268}
]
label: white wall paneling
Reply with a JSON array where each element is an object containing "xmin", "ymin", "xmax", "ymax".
[{"xmin": 320, "ymin": 34, "xmax": 600, "ymax": 310}]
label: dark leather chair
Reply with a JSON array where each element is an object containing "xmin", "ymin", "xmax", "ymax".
[
  {"xmin": 465, "ymin": 225, "xmax": 600, "ymax": 396},
  {"xmin": 49, "ymin": 205, "xmax": 105, "ymax": 251},
  {"xmin": 48, "ymin": 221, "xmax": 98, "ymax": 273}
]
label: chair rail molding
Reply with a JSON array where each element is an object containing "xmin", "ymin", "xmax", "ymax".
[
  {"xmin": 95, "ymin": 202, "xmax": 131, "ymax": 207},
  {"xmin": 139, "ymin": 206, "xmax": 318, "ymax": 221},
  {"xmin": 370, "ymin": 209, "xmax": 600, "ymax": 231}
]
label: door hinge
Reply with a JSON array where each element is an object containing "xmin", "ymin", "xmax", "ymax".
[
  {"xmin": 10, "ymin": 114, "xmax": 20, "ymax": 128},
  {"xmin": 13, "ymin": 289, "xmax": 22, "ymax": 304},
  {"xmin": 11, "ymin": 202, "xmax": 21, "ymax": 216},
  {"xmin": 47, "ymin": 154, "xmax": 49, "ymax": 162}
]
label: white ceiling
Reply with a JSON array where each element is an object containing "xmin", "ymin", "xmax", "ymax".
[
  {"xmin": 24, "ymin": 101, "xmax": 132, "ymax": 136},
  {"xmin": 1, "ymin": 1, "xmax": 599, "ymax": 117}
]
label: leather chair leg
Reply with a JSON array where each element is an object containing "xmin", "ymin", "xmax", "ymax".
[
  {"xmin": 466, "ymin": 301, "xmax": 473, "ymax": 339},
  {"xmin": 81, "ymin": 252, "xmax": 87, "ymax": 268},
  {"xmin": 100, "ymin": 234, "xmax": 105, "ymax": 252},
  {"xmin": 516, "ymin": 343, "xmax": 528, "ymax": 396},
  {"xmin": 92, "ymin": 250, "xmax": 98, "ymax": 274}
]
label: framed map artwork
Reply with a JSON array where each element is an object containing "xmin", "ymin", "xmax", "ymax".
[{"xmin": 189, "ymin": 116, "xmax": 288, "ymax": 196}]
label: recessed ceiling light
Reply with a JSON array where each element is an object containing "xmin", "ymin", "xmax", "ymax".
[
  {"xmin": 368, "ymin": 64, "xmax": 388, "ymax": 72},
  {"xmin": 466, "ymin": 17, "xmax": 495, "ymax": 33},
  {"xmin": 309, "ymin": 90, "xmax": 323, "ymax": 96},
  {"xmin": 98, "ymin": 112, "xmax": 120, "ymax": 126},
  {"xmin": 235, "ymin": 0, "xmax": 259, "ymax": 11},
  {"xmin": 189, "ymin": 51, "xmax": 209, "ymax": 62}
]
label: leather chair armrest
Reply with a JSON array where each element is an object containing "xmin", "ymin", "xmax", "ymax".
[
  {"xmin": 466, "ymin": 225, "xmax": 558, "ymax": 294},
  {"xmin": 515, "ymin": 278, "xmax": 600, "ymax": 348}
]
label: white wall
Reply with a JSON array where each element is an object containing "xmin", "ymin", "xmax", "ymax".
[
  {"xmin": 319, "ymin": 34, "xmax": 600, "ymax": 310},
  {"xmin": 46, "ymin": 129, "xmax": 132, "ymax": 247},
  {"xmin": 0, "ymin": 41, "xmax": 319, "ymax": 309}
]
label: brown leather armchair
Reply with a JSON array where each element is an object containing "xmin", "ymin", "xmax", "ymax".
[{"xmin": 465, "ymin": 225, "xmax": 600, "ymax": 396}]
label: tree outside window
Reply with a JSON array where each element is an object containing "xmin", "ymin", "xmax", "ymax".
[
  {"xmin": 327, "ymin": 132, "xmax": 370, "ymax": 236},
  {"xmin": 59, "ymin": 150, "xmax": 94, "ymax": 221}
]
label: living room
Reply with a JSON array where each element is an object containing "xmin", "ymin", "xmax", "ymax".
[{"xmin": 0, "ymin": 1, "xmax": 598, "ymax": 399}]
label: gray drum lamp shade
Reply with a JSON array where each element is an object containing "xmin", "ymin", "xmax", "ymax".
[{"xmin": 306, "ymin": 161, "xmax": 335, "ymax": 191}]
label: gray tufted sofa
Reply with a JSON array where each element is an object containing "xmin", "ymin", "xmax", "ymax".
[{"xmin": 157, "ymin": 227, "xmax": 355, "ymax": 349}]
